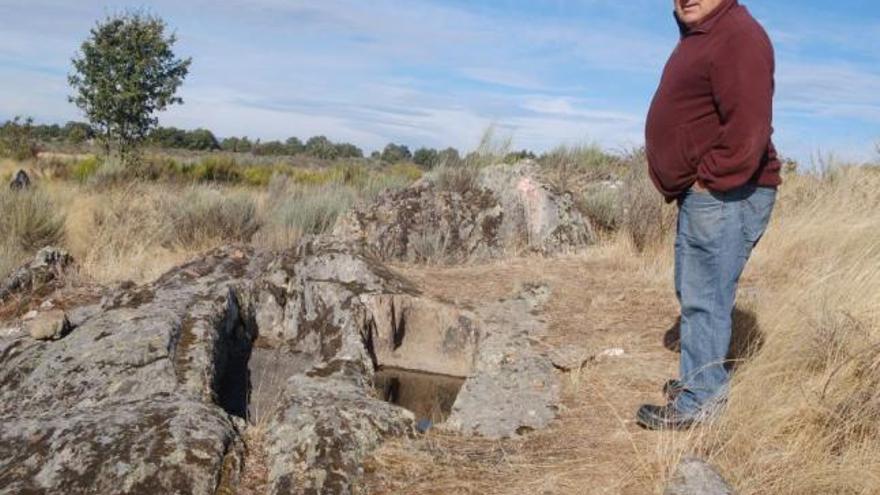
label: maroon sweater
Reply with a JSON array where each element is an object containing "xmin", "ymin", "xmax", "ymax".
[{"xmin": 645, "ymin": 0, "xmax": 782, "ymax": 200}]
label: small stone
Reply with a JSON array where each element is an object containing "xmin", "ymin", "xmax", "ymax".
[
  {"xmin": 547, "ymin": 345, "xmax": 592, "ymax": 371},
  {"xmin": 40, "ymin": 300, "xmax": 55, "ymax": 310},
  {"xmin": 22, "ymin": 310, "xmax": 39, "ymax": 321},
  {"xmin": 665, "ymin": 457, "xmax": 736, "ymax": 495},
  {"xmin": 597, "ymin": 347, "xmax": 625, "ymax": 359},
  {"xmin": 24, "ymin": 310, "xmax": 71, "ymax": 341}
]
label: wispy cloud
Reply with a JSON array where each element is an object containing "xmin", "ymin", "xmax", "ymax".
[{"xmin": 0, "ymin": 0, "xmax": 877, "ymax": 161}]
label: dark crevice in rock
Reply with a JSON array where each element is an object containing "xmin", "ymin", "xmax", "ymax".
[
  {"xmin": 391, "ymin": 298, "xmax": 406, "ymax": 350},
  {"xmin": 215, "ymin": 289, "xmax": 256, "ymax": 419}
]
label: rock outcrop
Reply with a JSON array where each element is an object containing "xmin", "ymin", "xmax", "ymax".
[
  {"xmin": 334, "ymin": 160, "xmax": 594, "ymax": 263},
  {"xmin": 664, "ymin": 457, "xmax": 736, "ymax": 495},
  {"xmin": 444, "ymin": 283, "xmax": 560, "ymax": 438},
  {"xmin": 1, "ymin": 237, "xmax": 564, "ymax": 493},
  {"xmin": 0, "ymin": 247, "xmax": 260, "ymax": 494},
  {"xmin": 0, "ymin": 246, "xmax": 72, "ymax": 302},
  {"xmin": 477, "ymin": 160, "xmax": 594, "ymax": 255},
  {"xmin": 9, "ymin": 169, "xmax": 31, "ymax": 190}
]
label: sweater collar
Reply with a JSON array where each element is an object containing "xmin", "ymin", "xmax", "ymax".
[{"xmin": 675, "ymin": 0, "xmax": 738, "ymax": 36}]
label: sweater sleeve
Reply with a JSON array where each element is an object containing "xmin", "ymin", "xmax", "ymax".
[{"xmin": 697, "ymin": 28, "xmax": 775, "ymax": 191}]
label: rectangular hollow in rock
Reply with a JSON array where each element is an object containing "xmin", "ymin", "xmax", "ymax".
[{"xmin": 360, "ymin": 294, "xmax": 479, "ymax": 378}]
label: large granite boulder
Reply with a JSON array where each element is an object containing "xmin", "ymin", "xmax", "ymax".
[
  {"xmin": 0, "ymin": 247, "xmax": 260, "ymax": 494},
  {"xmin": 477, "ymin": 160, "xmax": 594, "ymax": 255},
  {"xmin": 333, "ymin": 160, "xmax": 594, "ymax": 263}
]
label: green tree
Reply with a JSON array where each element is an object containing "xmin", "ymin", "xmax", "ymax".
[
  {"xmin": 149, "ymin": 126, "xmax": 187, "ymax": 148},
  {"xmin": 68, "ymin": 12, "xmax": 191, "ymax": 164},
  {"xmin": 0, "ymin": 116, "xmax": 39, "ymax": 160},
  {"xmin": 305, "ymin": 136, "xmax": 339, "ymax": 160},
  {"xmin": 380, "ymin": 143, "xmax": 412, "ymax": 163},
  {"xmin": 285, "ymin": 137, "xmax": 304, "ymax": 155},
  {"xmin": 437, "ymin": 147, "xmax": 461, "ymax": 166},
  {"xmin": 334, "ymin": 142, "xmax": 363, "ymax": 159},
  {"xmin": 413, "ymin": 147, "xmax": 439, "ymax": 168},
  {"xmin": 253, "ymin": 140, "xmax": 287, "ymax": 156},
  {"xmin": 221, "ymin": 136, "xmax": 252, "ymax": 153},
  {"xmin": 64, "ymin": 121, "xmax": 94, "ymax": 144},
  {"xmin": 184, "ymin": 128, "xmax": 220, "ymax": 151}
]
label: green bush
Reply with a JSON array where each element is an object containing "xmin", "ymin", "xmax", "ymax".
[
  {"xmin": 72, "ymin": 155, "xmax": 102, "ymax": 182},
  {"xmin": 0, "ymin": 116, "xmax": 39, "ymax": 161},
  {"xmin": 0, "ymin": 188, "xmax": 66, "ymax": 252},
  {"xmin": 242, "ymin": 166, "xmax": 276, "ymax": 186},
  {"xmin": 191, "ymin": 156, "xmax": 242, "ymax": 183}
]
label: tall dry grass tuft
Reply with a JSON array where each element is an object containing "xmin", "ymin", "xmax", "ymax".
[
  {"xmin": 619, "ymin": 148, "xmax": 676, "ymax": 253},
  {"xmin": 0, "ymin": 188, "xmax": 66, "ymax": 253},
  {"xmin": 166, "ymin": 187, "xmax": 261, "ymax": 247},
  {"xmin": 0, "ymin": 187, "xmax": 66, "ymax": 279},
  {"xmin": 661, "ymin": 165, "xmax": 880, "ymax": 494},
  {"xmin": 254, "ymin": 176, "xmax": 358, "ymax": 250}
]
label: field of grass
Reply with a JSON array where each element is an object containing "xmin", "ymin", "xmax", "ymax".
[{"xmin": 1, "ymin": 145, "xmax": 879, "ymax": 494}]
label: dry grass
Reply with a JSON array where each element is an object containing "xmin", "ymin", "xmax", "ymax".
[
  {"xmin": 678, "ymin": 166, "xmax": 880, "ymax": 494},
  {"xmin": 2, "ymin": 151, "xmax": 879, "ymax": 494},
  {"xmin": 366, "ymin": 165, "xmax": 880, "ymax": 494}
]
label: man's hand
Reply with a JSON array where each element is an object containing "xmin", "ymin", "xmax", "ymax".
[{"xmin": 692, "ymin": 179, "xmax": 709, "ymax": 192}]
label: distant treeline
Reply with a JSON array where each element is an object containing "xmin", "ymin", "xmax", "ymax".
[{"xmin": 8, "ymin": 119, "xmax": 538, "ymax": 167}]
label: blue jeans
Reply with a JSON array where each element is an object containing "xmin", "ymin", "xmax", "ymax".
[{"xmin": 672, "ymin": 184, "xmax": 776, "ymax": 417}]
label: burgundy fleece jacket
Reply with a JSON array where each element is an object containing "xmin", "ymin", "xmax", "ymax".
[{"xmin": 645, "ymin": 0, "xmax": 782, "ymax": 201}]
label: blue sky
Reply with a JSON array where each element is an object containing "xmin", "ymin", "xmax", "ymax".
[{"xmin": 0, "ymin": 0, "xmax": 878, "ymax": 163}]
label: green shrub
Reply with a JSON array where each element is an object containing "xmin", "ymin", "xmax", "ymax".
[
  {"xmin": 0, "ymin": 116, "xmax": 39, "ymax": 161},
  {"xmin": 191, "ymin": 156, "xmax": 242, "ymax": 183},
  {"xmin": 0, "ymin": 188, "xmax": 66, "ymax": 252},
  {"xmin": 72, "ymin": 155, "xmax": 101, "ymax": 182},
  {"xmin": 242, "ymin": 166, "xmax": 276, "ymax": 186}
]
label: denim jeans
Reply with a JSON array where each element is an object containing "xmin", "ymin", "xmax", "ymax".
[{"xmin": 672, "ymin": 184, "xmax": 776, "ymax": 417}]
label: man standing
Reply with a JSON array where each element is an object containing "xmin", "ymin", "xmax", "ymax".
[{"xmin": 637, "ymin": 0, "xmax": 781, "ymax": 430}]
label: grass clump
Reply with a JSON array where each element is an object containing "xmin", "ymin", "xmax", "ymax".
[
  {"xmin": 256, "ymin": 176, "xmax": 357, "ymax": 250},
  {"xmin": 0, "ymin": 188, "xmax": 65, "ymax": 252},
  {"xmin": 165, "ymin": 187, "xmax": 261, "ymax": 247},
  {"xmin": 619, "ymin": 148, "xmax": 675, "ymax": 251}
]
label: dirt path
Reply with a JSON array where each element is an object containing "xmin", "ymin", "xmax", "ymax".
[{"xmin": 363, "ymin": 251, "xmax": 687, "ymax": 494}]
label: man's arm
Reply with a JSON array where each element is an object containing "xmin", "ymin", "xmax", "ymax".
[{"xmin": 697, "ymin": 29, "xmax": 775, "ymax": 191}]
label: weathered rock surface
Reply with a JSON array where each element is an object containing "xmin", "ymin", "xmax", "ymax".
[
  {"xmin": 0, "ymin": 247, "xmax": 260, "ymax": 494},
  {"xmin": 9, "ymin": 168, "xmax": 31, "ymax": 190},
  {"xmin": 1, "ymin": 236, "xmax": 565, "ymax": 493},
  {"xmin": 263, "ymin": 374, "xmax": 414, "ymax": 495},
  {"xmin": 664, "ymin": 457, "xmax": 736, "ymax": 495},
  {"xmin": 333, "ymin": 160, "xmax": 594, "ymax": 262},
  {"xmin": 477, "ymin": 160, "xmax": 595, "ymax": 255},
  {"xmin": 333, "ymin": 179, "xmax": 504, "ymax": 263},
  {"xmin": 445, "ymin": 283, "xmax": 560, "ymax": 438},
  {"xmin": 0, "ymin": 247, "xmax": 72, "ymax": 302}
]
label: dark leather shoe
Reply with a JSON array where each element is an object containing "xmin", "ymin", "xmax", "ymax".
[
  {"xmin": 663, "ymin": 379, "xmax": 684, "ymax": 401},
  {"xmin": 636, "ymin": 403, "xmax": 696, "ymax": 430}
]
